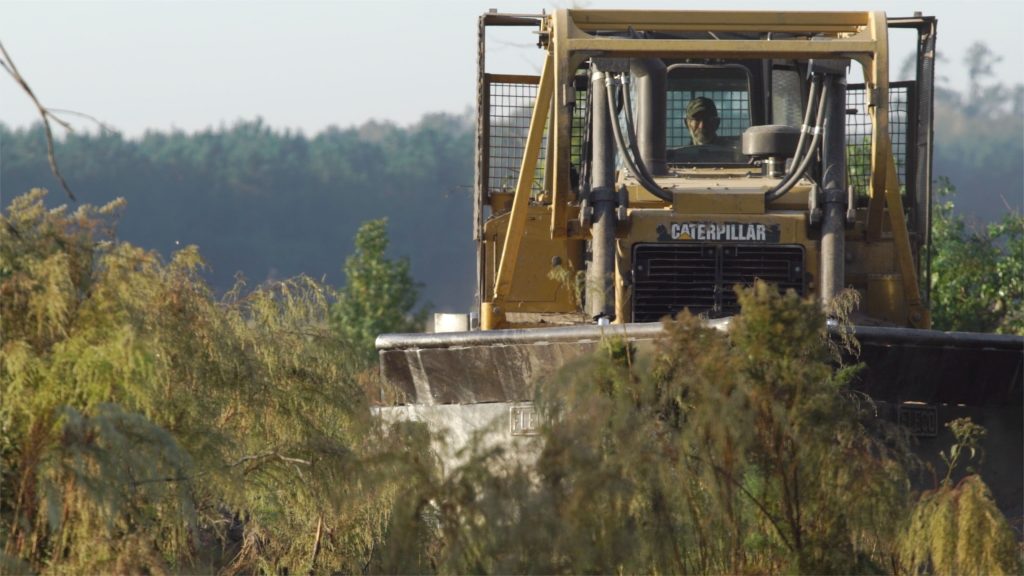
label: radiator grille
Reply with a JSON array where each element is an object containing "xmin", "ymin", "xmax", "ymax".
[{"xmin": 633, "ymin": 244, "xmax": 805, "ymax": 321}]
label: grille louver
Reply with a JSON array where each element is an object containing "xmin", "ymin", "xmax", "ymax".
[{"xmin": 633, "ymin": 244, "xmax": 805, "ymax": 322}]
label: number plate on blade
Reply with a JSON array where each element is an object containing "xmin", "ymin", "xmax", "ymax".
[
  {"xmin": 510, "ymin": 404, "xmax": 539, "ymax": 436},
  {"xmin": 898, "ymin": 404, "xmax": 938, "ymax": 437}
]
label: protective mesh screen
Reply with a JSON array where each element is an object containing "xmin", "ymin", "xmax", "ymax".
[
  {"xmin": 487, "ymin": 79, "xmax": 544, "ymax": 194},
  {"xmin": 772, "ymin": 69, "xmax": 803, "ymax": 126},
  {"xmin": 846, "ymin": 83, "xmax": 914, "ymax": 199},
  {"xmin": 486, "ymin": 77, "xmax": 587, "ymax": 196},
  {"xmin": 487, "ymin": 76, "xmax": 915, "ymax": 198},
  {"xmin": 667, "ymin": 90, "xmax": 751, "ymax": 147},
  {"xmin": 571, "ymin": 81, "xmax": 587, "ymax": 170}
]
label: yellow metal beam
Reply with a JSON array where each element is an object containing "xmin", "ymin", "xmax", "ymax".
[
  {"xmin": 564, "ymin": 38, "xmax": 878, "ymax": 59},
  {"xmin": 550, "ymin": 10, "xmax": 572, "ymax": 239},
  {"xmin": 486, "ymin": 50, "xmax": 554, "ymax": 328},
  {"xmin": 566, "ymin": 9, "xmax": 872, "ymax": 34},
  {"xmin": 866, "ymin": 11, "xmax": 890, "ymax": 241},
  {"xmin": 486, "ymin": 73, "xmax": 540, "ymax": 85},
  {"xmin": 881, "ymin": 131, "xmax": 931, "ymax": 328},
  {"xmin": 560, "ymin": 9, "xmax": 881, "ymax": 59}
]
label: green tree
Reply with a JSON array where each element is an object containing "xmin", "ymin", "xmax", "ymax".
[
  {"xmin": 930, "ymin": 178, "xmax": 1024, "ymax": 334},
  {"xmin": 0, "ymin": 190, "xmax": 400, "ymax": 574},
  {"xmin": 331, "ymin": 218, "xmax": 426, "ymax": 366}
]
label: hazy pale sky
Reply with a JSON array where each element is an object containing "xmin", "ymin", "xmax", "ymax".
[{"xmin": 2, "ymin": 0, "xmax": 1022, "ymax": 137}]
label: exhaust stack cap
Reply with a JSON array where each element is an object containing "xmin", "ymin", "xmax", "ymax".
[
  {"xmin": 742, "ymin": 124, "xmax": 800, "ymax": 157},
  {"xmin": 743, "ymin": 125, "xmax": 801, "ymax": 178}
]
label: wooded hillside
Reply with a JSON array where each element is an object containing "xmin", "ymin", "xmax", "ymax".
[{"xmin": 1, "ymin": 113, "xmax": 476, "ymax": 311}]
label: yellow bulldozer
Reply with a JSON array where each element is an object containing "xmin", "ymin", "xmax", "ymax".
[{"xmin": 376, "ymin": 9, "xmax": 1022, "ymax": 515}]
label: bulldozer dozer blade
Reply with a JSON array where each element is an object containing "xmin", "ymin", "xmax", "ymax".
[
  {"xmin": 377, "ymin": 321, "xmax": 1022, "ymax": 409},
  {"xmin": 375, "ymin": 321, "xmax": 706, "ymax": 405},
  {"xmin": 846, "ymin": 325, "xmax": 1023, "ymax": 406},
  {"xmin": 376, "ymin": 322, "xmax": 1022, "ymax": 515}
]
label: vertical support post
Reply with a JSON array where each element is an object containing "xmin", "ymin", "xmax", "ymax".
[
  {"xmin": 820, "ymin": 71, "xmax": 848, "ymax": 309},
  {"xmin": 474, "ymin": 14, "xmax": 489, "ymax": 317},
  {"xmin": 549, "ymin": 10, "xmax": 573, "ymax": 239},
  {"xmin": 588, "ymin": 67, "xmax": 616, "ymax": 320},
  {"xmin": 882, "ymin": 135, "xmax": 932, "ymax": 328},
  {"xmin": 865, "ymin": 11, "xmax": 890, "ymax": 241},
  {"xmin": 915, "ymin": 18, "xmax": 938, "ymax": 304}
]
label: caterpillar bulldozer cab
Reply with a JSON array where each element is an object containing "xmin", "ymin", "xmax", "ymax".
[{"xmin": 376, "ymin": 10, "xmax": 1023, "ymax": 515}]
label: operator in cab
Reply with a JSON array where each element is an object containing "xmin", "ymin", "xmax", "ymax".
[
  {"xmin": 669, "ymin": 96, "xmax": 745, "ymax": 163},
  {"xmin": 685, "ymin": 96, "xmax": 723, "ymax": 145}
]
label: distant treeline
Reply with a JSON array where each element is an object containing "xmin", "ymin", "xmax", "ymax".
[
  {"xmin": 930, "ymin": 43, "xmax": 1024, "ymax": 223},
  {"xmin": 1, "ymin": 113, "xmax": 477, "ymax": 311},
  {"xmin": 1, "ymin": 44, "xmax": 1020, "ymax": 310}
]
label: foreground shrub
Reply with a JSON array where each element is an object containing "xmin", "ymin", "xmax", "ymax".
[
  {"xmin": 1, "ymin": 190, "xmax": 402, "ymax": 573},
  {"xmin": 3, "ymin": 190, "xmax": 1016, "ymax": 574},
  {"xmin": 380, "ymin": 283, "xmax": 1018, "ymax": 574}
]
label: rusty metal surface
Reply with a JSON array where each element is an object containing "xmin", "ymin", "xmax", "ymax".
[
  {"xmin": 378, "ymin": 320, "xmax": 712, "ymax": 405},
  {"xmin": 379, "ymin": 321, "xmax": 1023, "ymax": 408},
  {"xmin": 380, "ymin": 340, "xmax": 598, "ymax": 405}
]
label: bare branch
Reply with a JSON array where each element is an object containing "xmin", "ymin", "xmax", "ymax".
[
  {"xmin": 0, "ymin": 40, "xmax": 76, "ymax": 201},
  {"xmin": 229, "ymin": 450, "xmax": 276, "ymax": 467},
  {"xmin": 49, "ymin": 108, "xmax": 118, "ymax": 135},
  {"xmin": 229, "ymin": 450, "xmax": 312, "ymax": 469},
  {"xmin": 310, "ymin": 515, "xmax": 324, "ymax": 570},
  {"xmin": 277, "ymin": 455, "xmax": 312, "ymax": 466}
]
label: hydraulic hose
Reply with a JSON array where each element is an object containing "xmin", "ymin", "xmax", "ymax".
[
  {"xmin": 578, "ymin": 69, "xmax": 595, "ymax": 200},
  {"xmin": 603, "ymin": 74, "xmax": 673, "ymax": 202},
  {"xmin": 765, "ymin": 78, "xmax": 830, "ymax": 202},
  {"xmin": 620, "ymin": 72, "xmax": 659, "ymax": 187},
  {"xmin": 788, "ymin": 76, "xmax": 822, "ymax": 174},
  {"xmin": 602, "ymin": 74, "xmax": 649, "ymax": 191},
  {"xmin": 764, "ymin": 77, "xmax": 825, "ymax": 202}
]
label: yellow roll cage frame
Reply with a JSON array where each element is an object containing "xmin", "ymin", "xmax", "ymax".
[{"xmin": 484, "ymin": 9, "xmax": 927, "ymax": 329}]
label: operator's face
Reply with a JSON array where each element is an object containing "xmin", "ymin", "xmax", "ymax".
[{"xmin": 687, "ymin": 113, "xmax": 720, "ymax": 145}]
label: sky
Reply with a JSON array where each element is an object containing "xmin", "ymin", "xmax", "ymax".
[{"xmin": 1, "ymin": 0, "xmax": 1022, "ymax": 138}]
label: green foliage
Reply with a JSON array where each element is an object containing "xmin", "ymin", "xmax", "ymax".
[
  {"xmin": 0, "ymin": 190, "xmax": 402, "ymax": 573},
  {"xmin": 939, "ymin": 417, "xmax": 987, "ymax": 483},
  {"xmin": 900, "ymin": 418, "xmax": 1019, "ymax": 576},
  {"xmin": 930, "ymin": 178, "xmax": 1024, "ymax": 334},
  {"xmin": 547, "ymin": 262, "xmax": 586, "ymax": 317},
  {"xmin": 331, "ymin": 218, "xmax": 425, "ymax": 367},
  {"xmin": 375, "ymin": 284, "xmax": 1019, "ymax": 574},
  {"xmin": 379, "ymin": 283, "xmax": 918, "ymax": 574},
  {"xmin": 901, "ymin": 475, "xmax": 1021, "ymax": 575},
  {"xmin": 4, "ymin": 192, "xmax": 1016, "ymax": 574}
]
